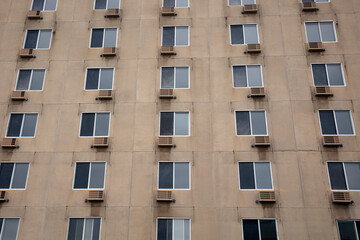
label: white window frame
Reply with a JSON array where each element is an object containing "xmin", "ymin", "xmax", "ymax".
[
  {"xmin": 66, "ymin": 218, "xmax": 102, "ymax": 240},
  {"xmin": 228, "ymin": 0, "xmax": 256, "ymax": 6},
  {"xmin": 162, "ymin": 0, "xmax": 190, "ymax": 7},
  {"xmin": 304, "ymin": 21, "xmax": 337, "ymax": 43},
  {"xmin": 0, "ymin": 162, "xmax": 30, "ymax": 190},
  {"xmin": 234, "ymin": 110, "xmax": 268, "ymax": 136},
  {"xmin": 238, "ymin": 161, "xmax": 273, "ymax": 191},
  {"xmin": 336, "ymin": 220, "xmax": 360, "ymax": 240},
  {"xmin": 72, "ymin": 162, "xmax": 107, "ymax": 190},
  {"xmin": 232, "ymin": 65, "xmax": 263, "ymax": 88},
  {"xmin": 156, "ymin": 218, "xmax": 191, "ymax": 240},
  {"xmin": 326, "ymin": 161, "xmax": 360, "ymax": 191},
  {"xmin": 78, "ymin": 112, "xmax": 111, "ymax": 138},
  {"xmin": 161, "ymin": 26, "xmax": 190, "ymax": 47},
  {"xmin": 310, "ymin": 63, "xmax": 346, "ymax": 87},
  {"xmin": 229, "ymin": 24, "xmax": 260, "ymax": 45},
  {"xmin": 31, "ymin": 0, "xmax": 58, "ymax": 11},
  {"xmin": 23, "ymin": 29, "xmax": 53, "ymax": 49},
  {"xmin": 157, "ymin": 162, "xmax": 191, "ymax": 190},
  {"xmin": 6, "ymin": 113, "xmax": 39, "ymax": 138},
  {"xmin": 0, "ymin": 218, "xmax": 21, "ymax": 240},
  {"xmin": 318, "ymin": 110, "xmax": 355, "ymax": 136},
  {"xmin": 89, "ymin": 28, "xmax": 118, "ymax": 49},
  {"xmin": 15, "ymin": 69, "xmax": 46, "ymax": 91},
  {"xmin": 84, "ymin": 68, "xmax": 115, "ymax": 91},
  {"xmin": 159, "ymin": 111, "xmax": 191, "ymax": 137},
  {"xmin": 93, "ymin": 0, "xmax": 121, "ymax": 10},
  {"xmin": 242, "ymin": 219, "xmax": 279, "ymax": 240},
  {"xmin": 160, "ymin": 66, "xmax": 191, "ymax": 89}
]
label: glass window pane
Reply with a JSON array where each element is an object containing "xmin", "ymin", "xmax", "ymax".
[
  {"xmin": 7, "ymin": 114, "xmax": 23, "ymax": 137},
  {"xmin": 327, "ymin": 64, "xmax": 344, "ymax": 86},
  {"xmin": 99, "ymin": 69, "xmax": 113, "ymax": 90},
  {"xmin": 255, "ymin": 163, "xmax": 272, "ymax": 189},
  {"xmin": 303, "ymin": 0, "xmax": 315, "ymax": 2},
  {"xmin": 21, "ymin": 114, "xmax": 38, "ymax": 137},
  {"xmin": 74, "ymin": 163, "xmax": 90, "ymax": 189},
  {"xmin": 233, "ymin": 66, "xmax": 247, "ymax": 87},
  {"xmin": 244, "ymin": 24, "xmax": 258, "ymax": 44},
  {"xmin": 89, "ymin": 163, "xmax": 106, "ymax": 189},
  {"xmin": 0, "ymin": 163, "xmax": 14, "ymax": 189},
  {"xmin": 260, "ymin": 220, "xmax": 277, "ymax": 240},
  {"xmin": 230, "ymin": 25, "xmax": 244, "ymax": 44},
  {"xmin": 94, "ymin": 113, "xmax": 110, "ymax": 137},
  {"xmin": 163, "ymin": 0, "xmax": 175, "ymax": 7},
  {"xmin": 327, "ymin": 162, "xmax": 347, "ymax": 190},
  {"xmin": 161, "ymin": 67, "xmax": 175, "ymax": 89},
  {"xmin": 175, "ymin": 67, "xmax": 189, "ymax": 88},
  {"xmin": 174, "ymin": 163, "xmax": 189, "ymax": 189},
  {"xmin": 68, "ymin": 218, "xmax": 84, "ymax": 240},
  {"xmin": 104, "ymin": 28, "xmax": 117, "ymax": 47},
  {"xmin": 239, "ymin": 163, "xmax": 255, "ymax": 189},
  {"xmin": 11, "ymin": 163, "xmax": 29, "ymax": 189},
  {"xmin": 320, "ymin": 22, "xmax": 336, "ymax": 42},
  {"xmin": 174, "ymin": 219, "xmax": 184, "ymax": 240},
  {"xmin": 44, "ymin": 0, "xmax": 57, "ymax": 10},
  {"xmin": 251, "ymin": 111, "xmax": 267, "ymax": 135},
  {"xmin": 80, "ymin": 113, "xmax": 95, "ymax": 137},
  {"xmin": 176, "ymin": 0, "xmax": 188, "ymax": 7},
  {"xmin": 91, "ymin": 29, "xmax": 104, "ymax": 48},
  {"xmin": 30, "ymin": 69, "xmax": 45, "ymax": 90},
  {"xmin": 32, "ymin": 0, "xmax": 45, "ymax": 10},
  {"xmin": 175, "ymin": 26, "xmax": 188, "ymax": 46},
  {"xmin": 344, "ymin": 163, "xmax": 360, "ymax": 190},
  {"xmin": 229, "ymin": 0, "xmax": 241, "ymax": 5},
  {"xmin": 108, "ymin": 0, "xmax": 120, "ymax": 9},
  {"xmin": 319, "ymin": 110, "xmax": 337, "ymax": 135},
  {"xmin": 356, "ymin": 221, "xmax": 360, "ymax": 238},
  {"xmin": 163, "ymin": 27, "xmax": 175, "ymax": 46},
  {"xmin": 312, "ymin": 64, "xmax": 328, "ymax": 86},
  {"xmin": 24, "ymin": 30, "xmax": 39, "ymax": 49},
  {"xmin": 16, "ymin": 70, "xmax": 32, "ymax": 91},
  {"xmin": 92, "ymin": 218, "xmax": 101, "ymax": 240},
  {"xmin": 236, "ymin": 111, "xmax": 251, "ymax": 135},
  {"xmin": 160, "ymin": 112, "xmax": 174, "ymax": 136},
  {"xmin": 0, "ymin": 218, "xmax": 3, "ymax": 236},
  {"xmin": 247, "ymin": 65, "xmax": 262, "ymax": 87},
  {"xmin": 338, "ymin": 221, "xmax": 357, "ymax": 240},
  {"xmin": 2, "ymin": 218, "xmax": 20, "ymax": 240},
  {"xmin": 158, "ymin": 219, "xmax": 172, "ymax": 240},
  {"xmin": 95, "ymin": 0, "xmax": 106, "ymax": 9},
  {"xmin": 184, "ymin": 219, "xmax": 190, "ymax": 240},
  {"xmin": 159, "ymin": 162, "xmax": 173, "ymax": 189},
  {"xmin": 37, "ymin": 30, "xmax": 52, "ymax": 49},
  {"xmin": 86, "ymin": 69, "xmax": 100, "ymax": 90},
  {"xmin": 175, "ymin": 112, "xmax": 189, "ymax": 136},
  {"xmin": 243, "ymin": 220, "xmax": 260, "ymax": 240},
  {"xmin": 305, "ymin": 22, "xmax": 321, "ymax": 42},
  {"xmin": 243, "ymin": 0, "xmax": 255, "ymax": 4},
  {"xmin": 335, "ymin": 110, "xmax": 354, "ymax": 135},
  {"xmin": 84, "ymin": 218, "xmax": 93, "ymax": 240}
]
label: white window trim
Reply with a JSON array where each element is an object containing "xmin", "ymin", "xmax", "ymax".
[
  {"xmin": 238, "ymin": 161, "xmax": 273, "ymax": 191},
  {"xmin": 6, "ymin": 113, "xmax": 39, "ymax": 138},
  {"xmin": 23, "ymin": 29, "xmax": 53, "ymax": 49},
  {"xmin": 66, "ymin": 218, "xmax": 102, "ymax": 240},
  {"xmin": 234, "ymin": 110, "xmax": 268, "ymax": 136},
  {"xmin": 0, "ymin": 162, "xmax": 30, "ymax": 190},
  {"xmin": 156, "ymin": 218, "xmax": 191, "ymax": 240},
  {"xmin": 318, "ymin": 110, "xmax": 355, "ymax": 136},
  {"xmin": 229, "ymin": 24, "xmax": 260, "ymax": 45},
  {"xmin": 161, "ymin": 26, "xmax": 190, "ymax": 47},
  {"xmin": 304, "ymin": 21, "xmax": 338, "ymax": 43},
  {"xmin": 79, "ymin": 112, "xmax": 111, "ymax": 138},
  {"xmin": 0, "ymin": 218, "xmax": 21, "ymax": 240},
  {"xmin": 93, "ymin": 0, "xmax": 121, "ymax": 10},
  {"xmin": 228, "ymin": 0, "xmax": 256, "ymax": 6},
  {"xmin": 15, "ymin": 69, "xmax": 46, "ymax": 91},
  {"xmin": 31, "ymin": 0, "xmax": 58, "ymax": 11},
  {"xmin": 160, "ymin": 66, "xmax": 191, "ymax": 89},
  {"xmin": 84, "ymin": 68, "xmax": 115, "ymax": 91},
  {"xmin": 157, "ymin": 162, "xmax": 191, "ymax": 190},
  {"xmin": 159, "ymin": 111, "xmax": 191, "ymax": 137},
  {"xmin": 310, "ymin": 63, "xmax": 346, "ymax": 87},
  {"xmin": 72, "ymin": 162, "xmax": 107, "ymax": 190},
  {"xmin": 336, "ymin": 220, "xmax": 360, "ymax": 240},
  {"xmin": 232, "ymin": 64, "xmax": 264, "ymax": 88},
  {"xmin": 89, "ymin": 28, "xmax": 118, "ymax": 49},
  {"xmin": 162, "ymin": 0, "xmax": 190, "ymax": 8},
  {"xmin": 242, "ymin": 219, "xmax": 279, "ymax": 240}
]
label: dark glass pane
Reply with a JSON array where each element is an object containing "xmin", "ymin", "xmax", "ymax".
[
  {"xmin": 0, "ymin": 163, "xmax": 14, "ymax": 189},
  {"xmin": 21, "ymin": 113, "xmax": 38, "ymax": 137},
  {"xmin": 86, "ymin": 69, "xmax": 100, "ymax": 90},
  {"xmin": 89, "ymin": 163, "xmax": 106, "ymax": 189},
  {"xmin": 260, "ymin": 220, "xmax": 278, "ymax": 240},
  {"xmin": 68, "ymin": 218, "xmax": 84, "ymax": 240},
  {"xmin": 239, "ymin": 163, "xmax": 255, "ymax": 189},
  {"xmin": 230, "ymin": 25, "xmax": 244, "ymax": 44},
  {"xmin": 30, "ymin": 69, "xmax": 45, "ymax": 90},
  {"xmin": 95, "ymin": 0, "xmax": 106, "ymax": 9},
  {"xmin": 24, "ymin": 30, "xmax": 39, "ymax": 49},
  {"xmin": 7, "ymin": 114, "xmax": 23, "ymax": 137},
  {"xmin": 32, "ymin": 0, "xmax": 45, "ymax": 10},
  {"xmin": 312, "ymin": 64, "xmax": 328, "ymax": 86},
  {"xmin": 0, "ymin": 218, "xmax": 2, "ymax": 235},
  {"xmin": 11, "ymin": 163, "xmax": 29, "ymax": 189},
  {"xmin": 356, "ymin": 221, "xmax": 360, "ymax": 238},
  {"xmin": 2, "ymin": 218, "xmax": 20, "ymax": 240},
  {"xmin": 335, "ymin": 110, "xmax": 354, "ymax": 135},
  {"xmin": 233, "ymin": 66, "xmax": 247, "ymax": 87},
  {"xmin": 302, "ymin": 0, "xmax": 314, "ymax": 2},
  {"xmin": 159, "ymin": 162, "xmax": 173, "ymax": 189},
  {"xmin": 94, "ymin": 113, "xmax": 110, "ymax": 137},
  {"xmin": 16, "ymin": 70, "xmax": 31, "ymax": 90},
  {"xmin": 163, "ymin": 0, "xmax": 175, "ymax": 7},
  {"xmin": 338, "ymin": 221, "xmax": 357, "ymax": 240},
  {"xmin": 236, "ymin": 111, "xmax": 251, "ymax": 135},
  {"xmin": 162, "ymin": 27, "xmax": 175, "ymax": 46},
  {"xmin": 158, "ymin": 219, "xmax": 172, "ymax": 240},
  {"xmin": 74, "ymin": 163, "xmax": 90, "ymax": 189},
  {"xmin": 80, "ymin": 113, "xmax": 95, "ymax": 136},
  {"xmin": 327, "ymin": 163, "xmax": 347, "ymax": 190},
  {"xmin": 161, "ymin": 67, "xmax": 175, "ymax": 89},
  {"xmin": 92, "ymin": 218, "xmax": 101, "ymax": 240},
  {"xmin": 243, "ymin": 220, "xmax": 260, "ymax": 240},
  {"xmin": 319, "ymin": 110, "xmax": 337, "ymax": 135},
  {"xmin": 90, "ymin": 29, "xmax": 104, "ymax": 48},
  {"xmin": 160, "ymin": 112, "xmax": 174, "ymax": 136}
]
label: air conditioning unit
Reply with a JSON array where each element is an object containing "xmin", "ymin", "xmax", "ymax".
[
  {"xmin": 158, "ymin": 137, "xmax": 175, "ymax": 147},
  {"xmin": 20, "ymin": 49, "xmax": 35, "ymax": 58},
  {"xmin": 246, "ymin": 44, "xmax": 261, "ymax": 54},
  {"xmin": 11, "ymin": 91, "xmax": 27, "ymax": 101},
  {"xmin": 101, "ymin": 47, "xmax": 116, "ymax": 57},
  {"xmin": 159, "ymin": 89, "xmax": 175, "ymax": 99},
  {"xmin": 249, "ymin": 87, "xmax": 265, "ymax": 98},
  {"xmin": 97, "ymin": 90, "xmax": 112, "ymax": 100},
  {"xmin": 323, "ymin": 136, "xmax": 342, "ymax": 147},
  {"xmin": 161, "ymin": 7, "xmax": 177, "ymax": 16},
  {"xmin": 302, "ymin": 2, "xmax": 319, "ymax": 11},
  {"xmin": 92, "ymin": 137, "xmax": 109, "ymax": 148},
  {"xmin": 157, "ymin": 190, "xmax": 174, "ymax": 202},
  {"xmin": 308, "ymin": 42, "xmax": 325, "ymax": 52},
  {"xmin": 160, "ymin": 46, "xmax": 176, "ymax": 55},
  {"xmin": 315, "ymin": 87, "xmax": 333, "ymax": 97},
  {"xmin": 0, "ymin": 191, "xmax": 7, "ymax": 202},
  {"xmin": 253, "ymin": 136, "xmax": 270, "ymax": 147},
  {"xmin": 242, "ymin": 4, "xmax": 258, "ymax": 14},
  {"xmin": 27, "ymin": 10, "xmax": 43, "ymax": 19},
  {"xmin": 86, "ymin": 190, "xmax": 104, "ymax": 202},
  {"xmin": 332, "ymin": 191, "xmax": 351, "ymax": 204},
  {"xmin": 1, "ymin": 138, "xmax": 17, "ymax": 148},
  {"xmin": 105, "ymin": 9, "xmax": 120, "ymax": 18},
  {"xmin": 259, "ymin": 191, "xmax": 276, "ymax": 202}
]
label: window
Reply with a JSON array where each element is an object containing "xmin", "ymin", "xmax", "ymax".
[
  {"xmin": 303, "ymin": 0, "xmax": 329, "ymax": 2},
  {"xmin": 85, "ymin": 68, "xmax": 114, "ymax": 90},
  {"xmin": 6, "ymin": 113, "xmax": 38, "ymax": 138},
  {"xmin": 230, "ymin": 24, "xmax": 259, "ymax": 45},
  {"xmin": 238, "ymin": 162, "xmax": 272, "ymax": 190},
  {"xmin": 337, "ymin": 220, "xmax": 360, "ymax": 240},
  {"xmin": 73, "ymin": 162, "xmax": 106, "ymax": 189},
  {"xmin": 235, "ymin": 111, "xmax": 267, "ymax": 136},
  {"xmin": 233, "ymin": 65, "xmax": 263, "ymax": 88},
  {"xmin": 0, "ymin": 163, "xmax": 29, "ymax": 190},
  {"xmin": 158, "ymin": 162, "xmax": 190, "ymax": 190},
  {"xmin": 327, "ymin": 162, "xmax": 360, "ymax": 191},
  {"xmin": 157, "ymin": 218, "xmax": 190, "ymax": 240},
  {"xmin": 67, "ymin": 218, "xmax": 101, "ymax": 240},
  {"xmin": 15, "ymin": 69, "xmax": 45, "ymax": 91},
  {"xmin": 319, "ymin": 110, "xmax": 354, "ymax": 135},
  {"xmin": 79, "ymin": 113, "xmax": 110, "ymax": 137},
  {"xmin": 24, "ymin": 29, "xmax": 52, "ymax": 49},
  {"xmin": 242, "ymin": 219, "xmax": 278, "ymax": 240},
  {"xmin": 312, "ymin": 64, "xmax": 345, "ymax": 87},
  {"xmin": 162, "ymin": 26, "xmax": 189, "ymax": 46},
  {"xmin": 160, "ymin": 112, "xmax": 190, "ymax": 136},
  {"xmin": 229, "ymin": 0, "xmax": 255, "ymax": 6},
  {"xmin": 305, "ymin": 22, "xmax": 336, "ymax": 43},
  {"xmin": 161, "ymin": 67, "xmax": 189, "ymax": 89},
  {"xmin": 31, "ymin": 0, "xmax": 57, "ymax": 11},
  {"xmin": 94, "ymin": 0, "xmax": 120, "ymax": 9},
  {"xmin": 0, "ymin": 218, "xmax": 20, "ymax": 240},
  {"xmin": 90, "ymin": 28, "xmax": 117, "ymax": 48},
  {"xmin": 163, "ymin": 0, "xmax": 189, "ymax": 7}
]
